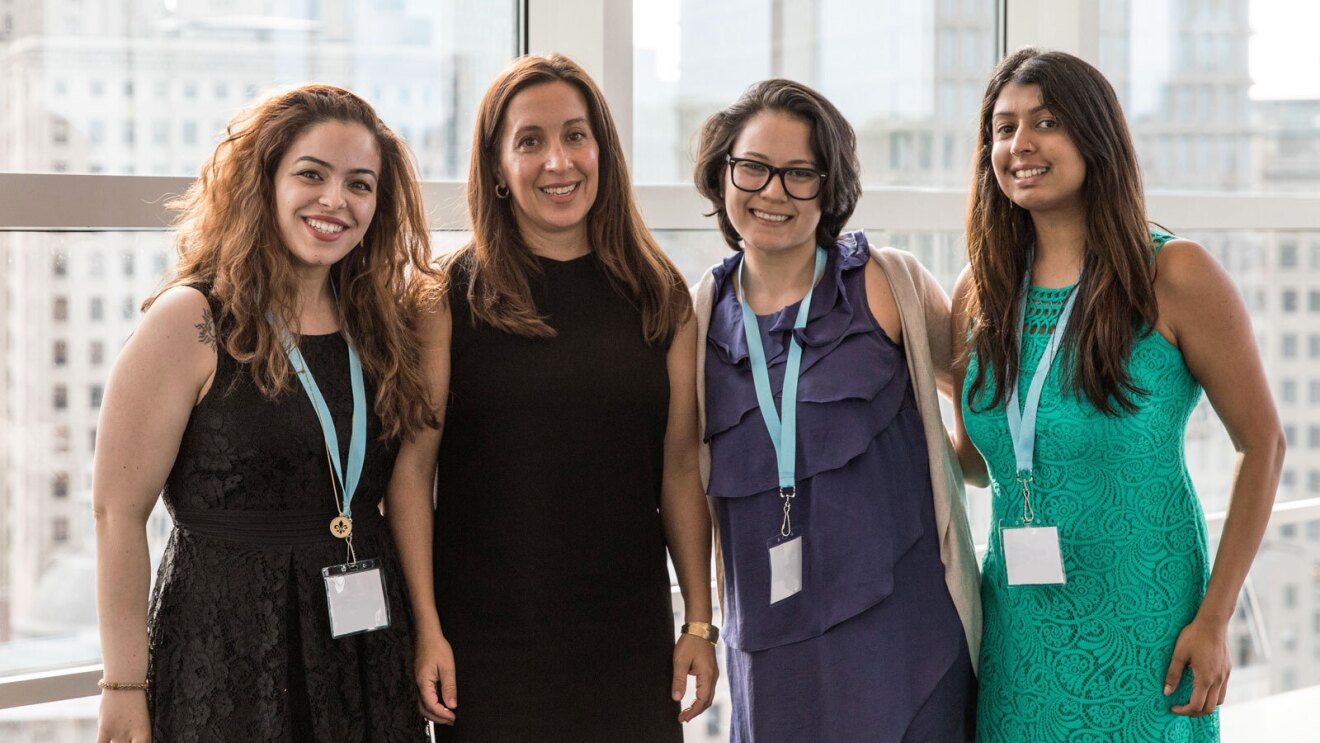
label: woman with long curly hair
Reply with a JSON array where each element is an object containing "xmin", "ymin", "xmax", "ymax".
[
  {"xmin": 951, "ymin": 49, "xmax": 1284, "ymax": 741},
  {"xmin": 94, "ymin": 84, "xmax": 434, "ymax": 741},
  {"xmin": 389, "ymin": 54, "xmax": 717, "ymax": 741}
]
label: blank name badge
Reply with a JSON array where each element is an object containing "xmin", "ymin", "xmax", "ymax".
[
  {"xmin": 322, "ymin": 559, "xmax": 391, "ymax": 638},
  {"xmin": 767, "ymin": 535, "xmax": 803, "ymax": 604},
  {"xmin": 1001, "ymin": 525, "xmax": 1066, "ymax": 586}
]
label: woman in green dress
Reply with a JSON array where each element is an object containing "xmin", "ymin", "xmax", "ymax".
[{"xmin": 952, "ymin": 48, "xmax": 1284, "ymax": 741}]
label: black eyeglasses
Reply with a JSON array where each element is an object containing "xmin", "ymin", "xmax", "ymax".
[{"xmin": 725, "ymin": 155, "xmax": 827, "ymax": 200}]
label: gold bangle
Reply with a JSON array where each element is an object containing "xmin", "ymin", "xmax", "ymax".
[
  {"xmin": 98, "ymin": 679, "xmax": 149, "ymax": 691},
  {"xmin": 680, "ymin": 621, "xmax": 719, "ymax": 645}
]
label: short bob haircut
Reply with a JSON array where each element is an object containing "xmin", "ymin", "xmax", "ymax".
[
  {"xmin": 694, "ymin": 78, "xmax": 861, "ymax": 251},
  {"xmin": 442, "ymin": 53, "xmax": 689, "ymax": 345}
]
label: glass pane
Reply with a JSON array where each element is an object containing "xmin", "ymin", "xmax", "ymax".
[
  {"xmin": 0, "ymin": 1, "xmax": 518, "ymax": 178},
  {"xmin": 633, "ymin": 0, "xmax": 997, "ymax": 186},
  {"xmin": 0, "ymin": 233, "xmax": 175, "ymax": 721},
  {"xmin": 1097, "ymin": 0, "xmax": 1320, "ymax": 194}
]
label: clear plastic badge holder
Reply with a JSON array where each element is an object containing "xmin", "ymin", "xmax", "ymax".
[
  {"xmin": 999, "ymin": 517, "xmax": 1066, "ymax": 586},
  {"xmin": 322, "ymin": 558, "xmax": 391, "ymax": 638},
  {"xmin": 767, "ymin": 532, "xmax": 803, "ymax": 604}
]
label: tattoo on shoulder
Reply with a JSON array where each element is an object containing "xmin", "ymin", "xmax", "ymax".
[{"xmin": 195, "ymin": 308, "xmax": 217, "ymax": 351}]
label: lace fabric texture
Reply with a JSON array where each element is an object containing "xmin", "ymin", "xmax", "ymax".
[
  {"xmin": 965, "ymin": 236, "xmax": 1219, "ymax": 742},
  {"xmin": 146, "ymin": 289, "xmax": 422, "ymax": 742}
]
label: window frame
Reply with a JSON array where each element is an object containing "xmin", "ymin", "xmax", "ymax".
[{"xmin": 3, "ymin": 0, "xmax": 1320, "ymax": 712}]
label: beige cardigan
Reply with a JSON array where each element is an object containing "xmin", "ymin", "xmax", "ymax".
[{"xmin": 692, "ymin": 245, "xmax": 982, "ymax": 671}]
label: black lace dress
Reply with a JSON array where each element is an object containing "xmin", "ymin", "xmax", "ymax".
[{"xmin": 145, "ymin": 288, "xmax": 423, "ymax": 741}]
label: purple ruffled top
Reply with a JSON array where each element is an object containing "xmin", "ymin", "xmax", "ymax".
[{"xmin": 705, "ymin": 232, "xmax": 936, "ymax": 651}]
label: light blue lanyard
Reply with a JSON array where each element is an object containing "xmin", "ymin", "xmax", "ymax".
[
  {"xmin": 283, "ymin": 333, "xmax": 366, "ymax": 521},
  {"xmin": 1005, "ymin": 270, "xmax": 1081, "ymax": 522},
  {"xmin": 737, "ymin": 246, "xmax": 828, "ymax": 537}
]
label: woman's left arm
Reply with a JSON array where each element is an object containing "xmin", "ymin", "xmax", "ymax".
[
  {"xmin": 1155, "ymin": 239, "xmax": 1286, "ymax": 717},
  {"xmin": 660, "ymin": 312, "xmax": 719, "ymax": 723}
]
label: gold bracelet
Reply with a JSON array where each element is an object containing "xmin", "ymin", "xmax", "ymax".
[
  {"xmin": 680, "ymin": 621, "xmax": 720, "ymax": 645},
  {"xmin": 98, "ymin": 679, "xmax": 149, "ymax": 691}
]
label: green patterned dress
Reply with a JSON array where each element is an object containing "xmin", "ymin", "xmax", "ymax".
[{"xmin": 965, "ymin": 231, "xmax": 1219, "ymax": 742}]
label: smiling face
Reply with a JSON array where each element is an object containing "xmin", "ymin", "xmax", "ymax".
[
  {"xmin": 273, "ymin": 120, "xmax": 380, "ymax": 272},
  {"xmin": 723, "ymin": 110, "xmax": 823, "ymax": 258},
  {"xmin": 496, "ymin": 80, "xmax": 600, "ymax": 254},
  {"xmin": 990, "ymin": 82, "xmax": 1087, "ymax": 215}
]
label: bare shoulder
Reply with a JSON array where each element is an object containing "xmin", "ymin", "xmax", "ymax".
[
  {"xmin": 1152, "ymin": 237, "xmax": 1240, "ymax": 346},
  {"xmin": 138, "ymin": 285, "xmax": 217, "ymax": 352},
  {"xmin": 1153, "ymin": 238, "xmax": 1235, "ymax": 305},
  {"xmin": 863, "ymin": 256, "xmax": 903, "ymax": 344},
  {"xmin": 113, "ymin": 285, "xmax": 217, "ymax": 403}
]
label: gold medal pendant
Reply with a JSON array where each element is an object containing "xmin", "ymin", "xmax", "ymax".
[{"xmin": 330, "ymin": 515, "xmax": 353, "ymax": 539}]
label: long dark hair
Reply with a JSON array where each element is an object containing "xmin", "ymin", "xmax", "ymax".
[
  {"xmin": 436, "ymin": 53, "xmax": 689, "ymax": 345},
  {"xmin": 693, "ymin": 78, "xmax": 862, "ymax": 251},
  {"xmin": 965, "ymin": 48, "xmax": 1157, "ymax": 415}
]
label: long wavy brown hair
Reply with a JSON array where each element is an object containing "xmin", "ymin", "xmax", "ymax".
[
  {"xmin": 965, "ymin": 48, "xmax": 1157, "ymax": 415},
  {"xmin": 435, "ymin": 53, "xmax": 689, "ymax": 345},
  {"xmin": 151, "ymin": 84, "xmax": 438, "ymax": 438}
]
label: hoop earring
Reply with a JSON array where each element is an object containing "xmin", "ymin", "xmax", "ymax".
[{"xmin": 495, "ymin": 183, "xmax": 510, "ymax": 199}]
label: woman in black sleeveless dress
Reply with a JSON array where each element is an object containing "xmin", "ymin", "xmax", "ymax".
[
  {"xmin": 93, "ymin": 86, "xmax": 435, "ymax": 741},
  {"xmin": 390, "ymin": 54, "xmax": 719, "ymax": 742}
]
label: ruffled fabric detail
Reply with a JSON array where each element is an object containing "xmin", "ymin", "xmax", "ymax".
[
  {"xmin": 705, "ymin": 231, "xmax": 901, "ymax": 497},
  {"xmin": 704, "ymin": 231, "xmax": 932, "ymax": 651}
]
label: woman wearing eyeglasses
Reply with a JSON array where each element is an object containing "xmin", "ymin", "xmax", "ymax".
[{"xmin": 691, "ymin": 79, "xmax": 981, "ymax": 742}]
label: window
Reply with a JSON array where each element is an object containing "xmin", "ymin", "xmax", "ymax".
[
  {"xmin": 90, "ymin": 385, "xmax": 103, "ymax": 409},
  {"xmin": 122, "ymin": 251, "xmax": 134, "ymax": 276},
  {"xmin": 53, "ymin": 384, "xmax": 68, "ymax": 410},
  {"xmin": 53, "ymin": 516, "xmax": 69, "ymax": 543},
  {"xmin": 90, "ymin": 297, "xmax": 104, "ymax": 321},
  {"xmin": 631, "ymin": 0, "xmax": 996, "ymax": 186},
  {"xmin": 1284, "ymin": 290, "xmax": 1299, "ymax": 312},
  {"xmin": 90, "ymin": 340, "xmax": 105, "ymax": 365},
  {"xmin": 53, "ymin": 340, "xmax": 67, "ymax": 365},
  {"xmin": 53, "ymin": 472, "xmax": 69, "ymax": 498},
  {"xmin": 53, "ymin": 296, "xmax": 68, "ymax": 321},
  {"xmin": 0, "ymin": 1, "xmax": 516, "ymax": 178},
  {"xmin": 1284, "ymin": 334, "xmax": 1298, "ymax": 358},
  {"xmin": 1310, "ymin": 291, "xmax": 1320, "ymax": 313},
  {"xmin": 1310, "ymin": 426, "xmax": 1320, "ymax": 449}
]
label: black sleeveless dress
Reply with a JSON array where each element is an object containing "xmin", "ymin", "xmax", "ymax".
[
  {"xmin": 433, "ymin": 253, "xmax": 682, "ymax": 742},
  {"xmin": 145, "ymin": 286, "xmax": 423, "ymax": 741}
]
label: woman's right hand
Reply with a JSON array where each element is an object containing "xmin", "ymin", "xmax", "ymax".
[
  {"xmin": 97, "ymin": 691, "xmax": 151, "ymax": 743},
  {"xmin": 415, "ymin": 633, "xmax": 458, "ymax": 725}
]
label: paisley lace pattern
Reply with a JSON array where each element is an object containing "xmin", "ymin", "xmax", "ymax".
[
  {"xmin": 965, "ymin": 234, "xmax": 1219, "ymax": 742},
  {"xmin": 146, "ymin": 287, "xmax": 424, "ymax": 742}
]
